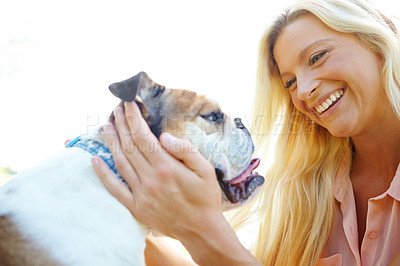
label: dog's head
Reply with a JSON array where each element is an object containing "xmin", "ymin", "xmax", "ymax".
[{"xmin": 108, "ymin": 72, "xmax": 264, "ymax": 210}]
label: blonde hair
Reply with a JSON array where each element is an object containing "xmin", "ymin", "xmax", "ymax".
[{"xmin": 229, "ymin": 0, "xmax": 400, "ymax": 265}]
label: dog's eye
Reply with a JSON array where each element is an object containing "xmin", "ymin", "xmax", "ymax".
[
  {"xmin": 152, "ymin": 85, "xmax": 165, "ymax": 98},
  {"xmin": 201, "ymin": 111, "xmax": 224, "ymax": 124}
]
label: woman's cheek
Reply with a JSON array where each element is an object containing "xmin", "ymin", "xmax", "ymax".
[
  {"xmin": 291, "ymin": 96, "xmax": 306, "ymax": 114},
  {"xmin": 291, "ymin": 97, "xmax": 319, "ymax": 123}
]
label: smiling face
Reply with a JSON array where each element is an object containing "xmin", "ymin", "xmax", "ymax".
[{"xmin": 273, "ymin": 14, "xmax": 389, "ymax": 138}]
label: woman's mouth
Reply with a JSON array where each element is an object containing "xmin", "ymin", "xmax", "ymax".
[{"xmin": 315, "ymin": 88, "xmax": 344, "ymax": 114}]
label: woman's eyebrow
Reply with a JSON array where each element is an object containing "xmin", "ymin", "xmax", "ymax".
[
  {"xmin": 299, "ymin": 38, "xmax": 333, "ymax": 61},
  {"xmin": 278, "ymin": 39, "xmax": 333, "ymax": 78}
]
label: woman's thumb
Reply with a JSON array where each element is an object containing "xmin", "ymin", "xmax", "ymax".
[{"xmin": 159, "ymin": 133, "xmax": 215, "ymax": 178}]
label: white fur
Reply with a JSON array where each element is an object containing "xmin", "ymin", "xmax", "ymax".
[
  {"xmin": 184, "ymin": 117, "xmax": 253, "ymax": 181},
  {"xmin": 0, "ymin": 146, "xmax": 147, "ymax": 265}
]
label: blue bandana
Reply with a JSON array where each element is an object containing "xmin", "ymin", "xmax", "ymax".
[{"xmin": 65, "ymin": 136, "xmax": 127, "ymax": 186}]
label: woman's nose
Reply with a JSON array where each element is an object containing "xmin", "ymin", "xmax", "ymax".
[{"xmin": 296, "ymin": 73, "xmax": 317, "ymax": 100}]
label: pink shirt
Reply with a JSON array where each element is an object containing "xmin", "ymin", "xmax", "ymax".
[{"xmin": 318, "ymin": 162, "xmax": 400, "ymax": 266}]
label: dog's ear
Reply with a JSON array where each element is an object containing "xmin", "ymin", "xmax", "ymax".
[
  {"xmin": 109, "ymin": 71, "xmax": 165, "ymax": 102},
  {"xmin": 108, "ymin": 72, "xmax": 167, "ymax": 138},
  {"xmin": 109, "ymin": 71, "xmax": 148, "ymax": 102}
]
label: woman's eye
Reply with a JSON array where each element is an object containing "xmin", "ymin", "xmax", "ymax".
[
  {"xmin": 285, "ymin": 78, "xmax": 296, "ymax": 89},
  {"xmin": 309, "ymin": 51, "xmax": 327, "ymax": 65},
  {"xmin": 201, "ymin": 111, "xmax": 224, "ymax": 124}
]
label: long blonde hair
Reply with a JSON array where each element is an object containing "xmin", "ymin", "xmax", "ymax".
[{"xmin": 229, "ymin": 0, "xmax": 400, "ymax": 265}]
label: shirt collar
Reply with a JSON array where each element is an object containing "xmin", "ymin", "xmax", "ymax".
[
  {"xmin": 333, "ymin": 159, "xmax": 352, "ymax": 203},
  {"xmin": 387, "ymin": 163, "xmax": 400, "ymax": 201}
]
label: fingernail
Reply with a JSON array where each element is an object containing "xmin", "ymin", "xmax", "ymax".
[
  {"xmin": 114, "ymin": 106, "xmax": 122, "ymax": 116},
  {"xmin": 161, "ymin": 132, "xmax": 175, "ymax": 146},
  {"xmin": 125, "ymin": 101, "xmax": 139, "ymax": 113},
  {"xmin": 91, "ymin": 156, "xmax": 101, "ymax": 167},
  {"xmin": 103, "ymin": 123, "xmax": 114, "ymax": 134}
]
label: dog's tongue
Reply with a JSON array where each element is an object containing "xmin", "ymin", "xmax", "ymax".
[
  {"xmin": 228, "ymin": 158, "xmax": 260, "ymax": 185},
  {"xmin": 218, "ymin": 158, "xmax": 265, "ymax": 204}
]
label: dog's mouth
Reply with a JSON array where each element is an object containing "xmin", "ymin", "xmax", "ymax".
[{"xmin": 216, "ymin": 158, "xmax": 265, "ymax": 204}]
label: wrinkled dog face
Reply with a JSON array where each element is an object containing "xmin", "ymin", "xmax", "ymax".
[{"xmin": 109, "ymin": 72, "xmax": 264, "ymax": 210}]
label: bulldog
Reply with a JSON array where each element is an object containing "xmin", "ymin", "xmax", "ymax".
[{"xmin": 0, "ymin": 72, "xmax": 264, "ymax": 265}]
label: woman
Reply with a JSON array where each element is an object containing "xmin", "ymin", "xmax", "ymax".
[{"xmin": 92, "ymin": 0, "xmax": 400, "ymax": 265}]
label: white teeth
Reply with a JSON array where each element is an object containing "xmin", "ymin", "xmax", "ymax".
[{"xmin": 315, "ymin": 89, "xmax": 344, "ymax": 114}]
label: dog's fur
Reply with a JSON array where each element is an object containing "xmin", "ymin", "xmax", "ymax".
[{"xmin": 0, "ymin": 72, "xmax": 263, "ymax": 265}]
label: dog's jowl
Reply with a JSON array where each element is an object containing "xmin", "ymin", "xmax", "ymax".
[{"xmin": 0, "ymin": 72, "xmax": 264, "ymax": 265}]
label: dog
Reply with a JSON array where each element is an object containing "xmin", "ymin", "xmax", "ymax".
[{"xmin": 0, "ymin": 72, "xmax": 264, "ymax": 265}]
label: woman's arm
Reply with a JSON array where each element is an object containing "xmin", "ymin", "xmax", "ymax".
[
  {"xmin": 145, "ymin": 235, "xmax": 196, "ymax": 266},
  {"xmin": 91, "ymin": 101, "xmax": 261, "ymax": 265}
]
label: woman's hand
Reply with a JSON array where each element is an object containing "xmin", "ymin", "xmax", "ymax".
[
  {"xmin": 92, "ymin": 101, "xmax": 222, "ymax": 237},
  {"xmin": 91, "ymin": 101, "xmax": 260, "ymax": 265}
]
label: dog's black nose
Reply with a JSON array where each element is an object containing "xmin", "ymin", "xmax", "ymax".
[{"xmin": 234, "ymin": 118, "xmax": 245, "ymax": 129}]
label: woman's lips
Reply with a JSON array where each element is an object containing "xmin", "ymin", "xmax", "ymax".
[{"xmin": 314, "ymin": 88, "xmax": 344, "ymax": 114}]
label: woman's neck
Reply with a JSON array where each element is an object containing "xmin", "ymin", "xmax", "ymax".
[{"xmin": 350, "ymin": 117, "xmax": 400, "ymax": 183}]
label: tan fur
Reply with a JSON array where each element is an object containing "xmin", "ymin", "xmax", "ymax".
[
  {"xmin": 0, "ymin": 216, "xmax": 61, "ymax": 266},
  {"xmin": 160, "ymin": 90, "xmax": 224, "ymax": 137}
]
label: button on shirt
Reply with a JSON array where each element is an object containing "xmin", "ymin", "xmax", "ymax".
[{"xmin": 318, "ymin": 161, "xmax": 400, "ymax": 266}]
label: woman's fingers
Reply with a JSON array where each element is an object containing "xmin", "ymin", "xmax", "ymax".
[
  {"xmin": 123, "ymin": 101, "xmax": 167, "ymax": 164},
  {"xmin": 121, "ymin": 101, "xmax": 216, "ymax": 183},
  {"xmin": 102, "ymin": 123, "xmax": 142, "ymax": 190},
  {"xmin": 91, "ymin": 156, "xmax": 135, "ymax": 211},
  {"xmin": 113, "ymin": 106, "xmax": 152, "ymax": 175}
]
